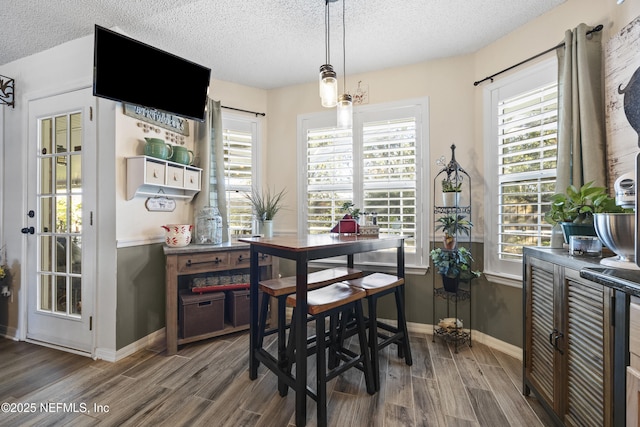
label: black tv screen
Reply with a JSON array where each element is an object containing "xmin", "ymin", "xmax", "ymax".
[{"xmin": 93, "ymin": 25, "xmax": 211, "ymax": 122}]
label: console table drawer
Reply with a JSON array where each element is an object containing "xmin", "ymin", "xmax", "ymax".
[
  {"xmin": 176, "ymin": 252, "xmax": 230, "ymax": 274},
  {"xmin": 231, "ymin": 251, "xmax": 272, "ymax": 268}
]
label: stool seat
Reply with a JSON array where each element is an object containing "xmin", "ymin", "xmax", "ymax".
[
  {"xmin": 259, "ymin": 267, "xmax": 363, "ymax": 297},
  {"xmin": 287, "ymin": 282, "xmax": 366, "ymax": 315},
  {"xmin": 346, "ymin": 272, "xmax": 404, "ymax": 295}
]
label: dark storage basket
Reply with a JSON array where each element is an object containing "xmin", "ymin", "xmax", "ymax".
[
  {"xmin": 180, "ymin": 292, "xmax": 225, "ymax": 338},
  {"xmin": 226, "ymin": 289, "xmax": 262, "ymax": 327}
]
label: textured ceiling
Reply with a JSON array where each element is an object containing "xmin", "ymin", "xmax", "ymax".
[{"xmin": 1, "ymin": 0, "xmax": 566, "ymax": 89}]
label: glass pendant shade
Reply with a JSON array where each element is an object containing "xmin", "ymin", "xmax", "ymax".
[
  {"xmin": 337, "ymin": 93, "xmax": 353, "ymax": 128},
  {"xmin": 319, "ymin": 64, "xmax": 338, "ymax": 108}
]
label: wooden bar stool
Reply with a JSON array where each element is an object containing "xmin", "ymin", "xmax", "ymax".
[
  {"xmin": 345, "ymin": 272, "xmax": 412, "ymax": 391},
  {"xmin": 257, "ymin": 267, "xmax": 363, "ymax": 395},
  {"xmin": 286, "ymin": 282, "xmax": 375, "ymax": 427}
]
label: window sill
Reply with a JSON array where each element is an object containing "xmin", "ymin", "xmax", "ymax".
[{"xmin": 483, "ymin": 270, "xmax": 522, "ymax": 288}]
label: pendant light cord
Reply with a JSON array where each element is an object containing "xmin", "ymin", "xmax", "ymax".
[
  {"xmin": 325, "ymin": 0, "xmax": 330, "ymax": 64},
  {"xmin": 342, "ymin": 0, "xmax": 346, "ymax": 91}
]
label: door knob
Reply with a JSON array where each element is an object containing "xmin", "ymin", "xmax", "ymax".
[{"xmin": 21, "ymin": 226, "xmax": 35, "ymax": 234}]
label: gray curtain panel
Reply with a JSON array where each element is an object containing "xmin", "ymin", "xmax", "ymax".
[
  {"xmin": 556, "ymin": 23, "xmax": 606, "ymax": 192},
  {"xmin": 194, "ymin": 98, "xmax": 229, "ymax": 242}
]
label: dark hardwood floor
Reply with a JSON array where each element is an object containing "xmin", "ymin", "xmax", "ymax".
[{"xmin": 0, "ymin": 330, "xmax": 554, "ymax": 426}]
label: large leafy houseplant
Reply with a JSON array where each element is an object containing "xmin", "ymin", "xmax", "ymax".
[
  {"xmin": 430, "ymin": 247, "xmax": 480, "ymax": 292},
  {"xmin": 545, "ymin": 181, "xmax": 627, "ymax": 226}
]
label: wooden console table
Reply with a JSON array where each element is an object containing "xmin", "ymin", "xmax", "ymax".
[{"xmin": 163, "ymin": 241, "xmax": 274, "ymax": 356}]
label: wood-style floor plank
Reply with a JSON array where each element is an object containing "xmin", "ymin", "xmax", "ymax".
[{"xmin": 0, "ymin": 332, "xmax": 554, "ymax": 427}]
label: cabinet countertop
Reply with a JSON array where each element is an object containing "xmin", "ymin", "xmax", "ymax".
[
  {"xmin": 162, "ymin": 240, "xmax": 251, "ymax": 255},
  {"xmin": 524, "ymin": 246, "xmax": 640, "ymax": 297}
]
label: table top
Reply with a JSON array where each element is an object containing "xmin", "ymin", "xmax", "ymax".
[{"xmin": 238, "ymin": 233, "xmax": 404, "ymax": 252}]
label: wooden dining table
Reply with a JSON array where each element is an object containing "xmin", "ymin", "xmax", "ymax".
[{"xmin": 239, "ymin": 233, "xmax": 405, "ymax": 426}]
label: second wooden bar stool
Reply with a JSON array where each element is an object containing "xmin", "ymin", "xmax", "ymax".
[
  {"xmin": 286, "ymin": 282, "xmax": 375, "ymax": 427},
  {"xmin": 344, "ymin": 272, "xmax": 413, "ymax": 391}
]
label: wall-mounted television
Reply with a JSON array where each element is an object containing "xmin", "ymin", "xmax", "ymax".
[{"xmin": 93, "ymin": 25, "xmax": 211, "ymax": 122}]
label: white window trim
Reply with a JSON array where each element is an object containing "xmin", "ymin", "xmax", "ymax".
[
  {"xmin": 483, "ymin": 57, "xmax": 557, "ymax": 286},
  {"xmin": 297, "ymin": 98, "xmax": 430, "ymax": 270}
]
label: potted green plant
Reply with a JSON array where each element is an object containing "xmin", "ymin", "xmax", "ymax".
[
  {"xmin": 430, "ymin": 247, "xmax": 481, "ymax": 292},
  {"xmin": 441, "ymin": 178, "xmax": 462, "ymax": 207},
  {"xmin": 435, "ymin": 214, "xmax": 472, "ymax": 249},
  {"xmin": 545, "ymin": 181, "xmax": 629, "ymax": 243},
  {"xmin": 245, "ymin": 187, "xmax": 286, "ymax": 237}
]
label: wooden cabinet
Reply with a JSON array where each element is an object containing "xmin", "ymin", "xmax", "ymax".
[
  {"xmin": 126, "ymin": 155, "xmax": 202, "ymax": 200},
  {"xmin": 524, "ymin": 253, "xmax": 614, "ymax": 427},
  {"xmin": 628, "ymin": 296, "xmax": 640, "ymax": 426},
  {"xmin": 164, "ymin": 243, "xmax": 274, "ymax": 355}
]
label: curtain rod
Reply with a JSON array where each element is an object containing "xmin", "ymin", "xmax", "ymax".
[
  {"xmin": 221, "ymin": 105, "xmax": 266, "ymax": 117},
  {"xmin": 473, "ymin": 24, "xmax": 603, "ymax": 86}
]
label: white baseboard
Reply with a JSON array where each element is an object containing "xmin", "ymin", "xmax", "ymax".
[
  {"xmin": 95, "ymin": 328, "xmax": 165, "ymax": 362},
  {"xmin": 404, "ymin": 320, "xmax": 522, "ymax": 361}
]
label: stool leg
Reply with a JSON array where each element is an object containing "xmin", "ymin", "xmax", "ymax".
[
  {"xmin": 278, "ymin": 296, "xmax": 289, "ymax": 396},
  {"xmin": 316, "ymin": 314, "xmax": 328, "ymax": 427},
  {"xmin": 355, "ymin": 301, "xmax": 375, "ymax": 395},
  {"xmin": 395, "ymin": 286, "xmax": 413, "ymax": 366},
  {"xmin": 328, "ymin": 313, "xmax": 338, "ymax": 369},
  {"xmin": 367, "ymin": 295, "xmax": 381, "ymax": 392},
  {"xmin": 257, "ymin": 292, "xmax": 271, "ymax": 350}
]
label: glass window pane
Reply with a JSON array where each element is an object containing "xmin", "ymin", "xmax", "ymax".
[
  {"xmin": 55, "ymin": 276, "xmax": 67, "ymax": 314},
  {"xmin": 41, "ymin": 118, "xmax": 52, "ymax": 155},
  {"xmin": 56, "ymin": 237, "xmax": 67, "ymax": 273},
  {"xmin": 71, "ymin": 195, "xmax": 82, "ymax": 233},
  {"xmin": 40, "ymin": 274, "xmax": 52, "ymax": 311},
  {"xmin": 40, "ymin": 157, "xmax": 53, "ymax": 195},
  {"xmin": 70, "ymin": 112, "xmax": 82, "ymax": 152},
  {"xmin": 71, "ymin": 277, "xmax": 81, "ymax": 315},
  {"xmin": 40, "ymin": 235, "xmax": 52, "ymax": 272},
  {"xmin": 71, "ymin": 237, "xmax": 81, "ymax": 274},
  {"xmin": 56, "ymin": 196, "xmax": 67, "ymax": 233},
  {"xmin": 56, "ymin": 158, "xmax": 68, "ymax": 192},
  {"xmin": 40, "ymin": 197, "xmax": 52, "ymax": 233},
  {"xmin": 55, "ymin": 115, "xmax": 68, "ymax": 153},
  {"xmin": 70, "ymin": 154, "xmax": 82, "ymax": 193}
]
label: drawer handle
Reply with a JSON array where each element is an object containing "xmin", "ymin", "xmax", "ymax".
[
  {"xmin": 237, "ymin": 254, "xmax": 268, "ymax": 263},
  {"xmin": 186, "ymin": 257, "xmax": 222, "ymax": 267},
  {"xmin": 173, "ymin": 174, "xmax": 178, "ymax": 181},
  {"xmin": 153, "ymin": 171, "xmax": 158, "ymax": 178},
  {"xmin": 190, "ymin": 177, "xmax": 194, "ymax": 183}
]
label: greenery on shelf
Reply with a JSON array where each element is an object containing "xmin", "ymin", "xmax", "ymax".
[
  {"xmin": 245, "ymin": 187, "xmax": 287, "ymax": 221},
  {"xmin": 441, "ymin": 178, "xmax": 462, "ymax": 193},
  {"xmin": 430, "ymin": 247, "xmax": 481, "ymax": 280},
  {"xmin": 545, "ymin": 181, "xmax": 630, "ymax": 226},
  {"xmin": 340, "ymin": 201, "xmax": 361, "ymax": 220},
  {"xmin": 435, "ymin": 214, "xmax": 472, "ymax": 237}
]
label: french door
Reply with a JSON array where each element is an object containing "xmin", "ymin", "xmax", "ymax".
[{"xmin": 26, "ymin": 88, "xmax": 96, "ymax": 354}]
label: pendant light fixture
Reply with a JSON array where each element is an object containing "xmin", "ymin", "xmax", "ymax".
[
  {"xmin": 319, "ymin": 0, "xmax": 338, "ymax": 108},
  {"xmin": 336, "ymin": 0, "xmax": 352, "ymax": 128}
]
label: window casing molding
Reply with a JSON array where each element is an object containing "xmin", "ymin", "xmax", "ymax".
[
  {"xmin": 297, "ymin": 98, "xmax": 430, "ymax": 268},
  {"xmin": 483, "ymin": 58, "xmax": 557, "ymax": 284}
]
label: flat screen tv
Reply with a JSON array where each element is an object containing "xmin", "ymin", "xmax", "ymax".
[{"xmin": 93, "ymin": 25, "xmax": 211, "ymax": 122}]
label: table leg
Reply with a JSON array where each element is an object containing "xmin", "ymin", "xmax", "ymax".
[
  {"xmin": 165, "ymin": 254, "xmax": 178, "ymax": 356},
  {"xmin": 295, "ymin": 254, "xmax": 309, "ymax": 426},
  {"xmin": 249, "ymin": 247, "xmax": 260, "ymax": 380}
]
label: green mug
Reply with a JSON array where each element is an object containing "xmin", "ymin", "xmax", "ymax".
[
  {"xmin": 171, "ymin": 145, "xmax": 194, "ymax": 165},
  {"xmin": 144, "ymin": 138, "xmax": 173, "ymax": 160}
]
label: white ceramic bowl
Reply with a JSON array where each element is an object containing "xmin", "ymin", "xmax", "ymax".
[
  {"xmin": 162, "ymin": 224, "xmax": 192, "ymax": 247},
  {"xmin": 594, "ymin": 213, "xmax": 635, "ymax": 261}
]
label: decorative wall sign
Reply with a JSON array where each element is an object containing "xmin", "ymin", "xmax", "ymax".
[
  {"xmin": 352, "ymin": 81, "xmax": 369, "ymax": 105},
  {"xmin": 0, "ymin": 74, "xmax": 15, "ymax": 108},
  {"xmin": 123, "ymin": 103, "xmax": 189, "ymax": 136},
  {"xmin": 604, "ymin": 15, "xmax": 640, "ymax": 190},
  {"xmin": 145, "ymin": 196, "xmax": 176, "ymax": 212}
]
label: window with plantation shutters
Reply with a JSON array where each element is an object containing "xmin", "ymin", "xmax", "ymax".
[
  {"xmin": 298, "ymin": 99, "xmax": 429, "ymax": 267},
  {"xmin": 222, "ymin": 115, "xmax": 260, "ymax": 236},
  {"xmin": 485, "ymin": 58, "xmax": 558, "ymax": 282}
]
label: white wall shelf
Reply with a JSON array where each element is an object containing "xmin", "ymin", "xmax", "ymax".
[{"xmin": 126, "ymin": 156, "xmax": 202, "ymax": 201}]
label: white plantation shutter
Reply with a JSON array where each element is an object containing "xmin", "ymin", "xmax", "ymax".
[
  {"xmin": 299, "ymin": 99, "xmax": 428, "ymax": 267},
  {"xmin": 223, "ymin": 116, "xmax": 259, "ymax": 236},
  {"xmin": 485, "ymin": 58, "xmax": 558, "ymax": 280}
]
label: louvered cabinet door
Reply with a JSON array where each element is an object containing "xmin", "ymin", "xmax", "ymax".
[
  {"xmin": 525, "ymin": 256, "xmax": 561, "ymax": 412},
  {"xmin": 563, "ymin": 268, "xmax": 612, "ymax": 427}
]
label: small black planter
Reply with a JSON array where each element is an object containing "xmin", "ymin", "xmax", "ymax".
[{"xmin": 441, "ymin": 274, "xmax": 460, "ymax": 293}]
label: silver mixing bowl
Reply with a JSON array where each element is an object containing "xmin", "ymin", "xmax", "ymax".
[{"xmin": 594, "ymin": 213, "xmax": 635, "ymax": 261}]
